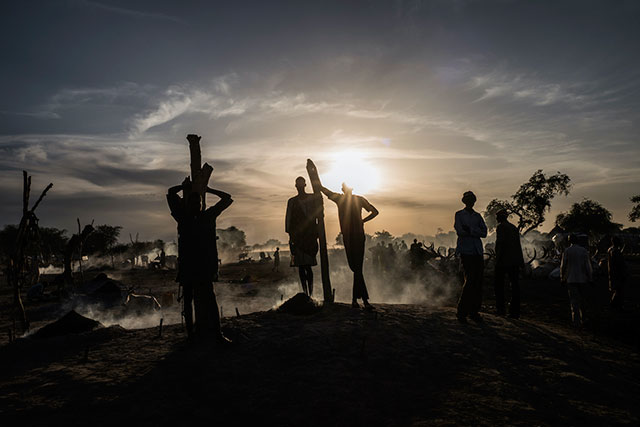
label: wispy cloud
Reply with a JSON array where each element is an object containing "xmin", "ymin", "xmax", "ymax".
[
  {"xmin": 72, "ymin": 0, "xmax": 186, "ymax": 25},
  {"xmin": 469, "ymin": 71, "xmax": 594, "ymax": 106}
]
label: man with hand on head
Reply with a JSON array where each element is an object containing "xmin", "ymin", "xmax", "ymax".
[{"xmin": 167, "ymin": 177, "xmax": 233, "ymax": 343}]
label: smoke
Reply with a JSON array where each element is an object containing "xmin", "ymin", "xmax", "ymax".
[
  {"xmin": 39, "ymin": 264, "xmax": 63, "ymax": 274},
  {"xmin": 75, "ymin": 303, "xmax": 180, "ymax": 329},
  {"xmin": 61, "ymin": 297, "xmax": 182, "ymax": 330},
  {"xmin": 327, "ymin": 252, "xmax": 461, "ymax": 307}
]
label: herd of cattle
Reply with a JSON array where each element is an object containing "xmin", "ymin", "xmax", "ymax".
[{"xmin": 405, "ymin": 231, "xmax": 640, "ymax": 282}]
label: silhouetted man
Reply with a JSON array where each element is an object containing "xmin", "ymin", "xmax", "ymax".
[
  {"xmin": 454, "ymin": 191, "xmax": 487, "ymax": 323},
  {"xmin": 494, "ymin": 209, "xmax": 524, "ymax": 318},
  {"xmin": 286, "ymin": 177, "xmax": 321, "ymax": 296},
  {"xmin": 322, "ymin": 183, "xmax": 378, "ymax": 309},
  {"xmin": 409, "ymin": 239, "xmax": 422, "ymax": 269},
  {"xmin": 385, "ymin": 243, "xmax": 396, "ymax": 274},
  {"xmin": 159, "ymin": 249, "xmax": 166, "ymax": 268},
  {"xmin": 369, "ymin": 242, "xmax": 384, "ymax": 273},
  {"xmin": 560, "ymin": 234, "xmax": 592, "ymax": 328},
  {"xmin": 607, "ymin": 236, "xmax": 627, "ymax": 311},
  {"xmin": 167, "ymin": 177, "xmax": 232, "ymax": 342},
  {"xmin": 273, "ymin": 247, "xmax": 280, "ymax": 272}
]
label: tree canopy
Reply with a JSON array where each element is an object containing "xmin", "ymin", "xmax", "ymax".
[
  {"xmin": 83, "ymin": 224, "xmax": 122, "ymax": 255},
  {"xmin": 217, "ymin": 226, "xmax": 247, "ymax": 252},
  {"xmin": 630, "ymin": 195, "xmax": 640, "ymax": 222},
  {"xmin": 555, "ymin": 199, "xmax": 621, "ymax": 239},
  {"xmin": 484, "ymin": 170, "xmax": 571, "ymax": 235},
  {"xmin": 0, "ymin": 224, "xmax": 68, "ymax": 264}
]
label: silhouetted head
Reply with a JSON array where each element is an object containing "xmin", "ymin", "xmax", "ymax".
[
  {"xmin": 413, "ymin": 238, "xmax": 418, "ymax": 244},
  {"xmin": 568, "ymin": 233, "xmax": 577, "ymax": 245},
  {"xmin": 496, "ymin": 209, "xmax": 509, "ymax": 223},
  {"xmin": 462, "ymin": 191, "xmax": 476, "ymax": 208},
  {"xmin": 276, "ymin": 247, "xmax": 279, "ymax": 251},
  {"xmin": 187, "ymin": 192, "xmax": 201, "ymax": 214},
  {"xmin": 295, "ymin": 176, "xmax": 306, "ymax": 192},
  {"xmin": 342, "ymin": 182, "xmax": 353, "ymax": 194}
]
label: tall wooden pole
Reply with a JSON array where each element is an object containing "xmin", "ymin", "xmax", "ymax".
[
  {"xmin": 184, "ymin": 134, "xmax": 219, "ymax": 340},
  {"xmin": 306, "ymin": 159, "xmax": 333, "ymax": 303},
  {"xmin": 187, "ymin": 134, "xmax": 213, "ymax": 210}
]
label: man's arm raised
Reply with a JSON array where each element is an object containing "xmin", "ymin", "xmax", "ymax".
[
  {"xmin": 361, "ymin": 197, "xmax": 379, "ymax": 223},
  {"xmin": 206, "ymin": 186, "xmax": 232, "ymax": 200},
  {"xmin": 321, "ymin": 186, "xmax": 340, "ymax": 203},
  {"xmin": 206, "ymin": 186, "xmax": 233, "ymax": 214}
]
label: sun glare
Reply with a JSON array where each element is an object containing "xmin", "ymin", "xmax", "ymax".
[{"xmin": 321, "ymin": 150, "xmax": 381, "ymax": 195}]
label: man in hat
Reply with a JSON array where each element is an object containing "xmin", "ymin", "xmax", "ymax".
[
  {"xmin": 494, "ymin": 209, "xmax": 524, "ymax": 318},
  {"xmin": 322, "ymin": 182, "xmax": 378, "ymax": 309},
  {"xmin": 286, "ymin": 177, "xmax": 321, "ymax": 296},
  {"xmin": 454, "ymin": 191, "xmax": 487, "ymax": 323}
]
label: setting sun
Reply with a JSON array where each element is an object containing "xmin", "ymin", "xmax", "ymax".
[{"xmin": 321, "ymin": 150, "xmax": 381, "ymax": 195}]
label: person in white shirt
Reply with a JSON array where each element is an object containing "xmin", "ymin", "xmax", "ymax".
[
  {"xmin": 454, "ymin": 191, "xmax": 487, "ymax": 323},
  {"xmin": 560, "ymin": 234, "xmax": 593, "ymax": 328}
]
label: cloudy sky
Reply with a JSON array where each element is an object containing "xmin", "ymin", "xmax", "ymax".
[{"xmin": 1, "ymin": 0, "xmax": 639, "ymax": 244}]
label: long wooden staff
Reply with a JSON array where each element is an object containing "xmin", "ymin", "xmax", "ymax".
[{"xmin": 306, "ymin": 159, "xmax": 333, "ymax": 303}]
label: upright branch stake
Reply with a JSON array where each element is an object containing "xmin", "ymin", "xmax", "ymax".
[
  {"xmin": 30, "ymin": 183, "xmax": 53, "ymax": 212},
  {"xmin": 187, "ymin": 134, "xmax": 213, "ymax": 210},
  {"xmin": 9, "ymin": 171, "xmax": 53, "ymax": 332},
  {"xmin": 306, "ymin": 159, "xmax": 333, "ymax": 303}
]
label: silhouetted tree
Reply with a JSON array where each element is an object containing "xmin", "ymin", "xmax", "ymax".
[
  {"xmin": 484, "ymin": 170, "xmax": 571, "ymax": 235},
  {"xmin": 372, "ymin": 230, "xmax": 394, "ymax": 245},
  {"xmin": 7, "ymin": 171, "xmax": 53, "ymax": 332},
  {"xmin": 0, "ymin": 225, "xmax": 67, "ymax": 265},
  {"xmin": 84, "ymin": 224, "xmax": 122, "ymax": 256},
  {"xmin": 0, "ymin": 225, "xmax": 19, "ymax": 263},
  {"xmin": 629, "ymin": 195, "xmax": 640, "ymax": 222},
  {"xmin": 38, "ymin": 227, "xmax": 69, "ymax": 264},
  {"xmin": 555, "ymin": 199, "xmax": 621, "ymax": 240},
  {"xmin": 217, "ymin": 226, "xmax": 247, "ymax": 253}
]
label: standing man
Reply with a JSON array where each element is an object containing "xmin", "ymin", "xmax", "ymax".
[
  {"xmin": 322, "ymin": 183, "xmax": 379, "ymax": 309},
  {"xmin": 494, "ymin": 209, "xmax": 524, "ymax": 318},
  {"xmin": 454, "ymin": 191, "xmax": 488, "ymax": 323},
  {"xmin": 607, "ymin": 236, "xmax": 627, "ymax": 311},
  {"xmin": 286, "ymin": 177, "xmax": 321, "ymax": 297},
  {"xmin": 409, "ymin": 239, "xmax": 422, "ymax": 270},
  {"xmin": 560, "ymin": 234, "xmax": 593, "ymax": 328},
  {"xmin": 273, "ymin": 247, "xmax": 280, "ymax": 272},
  {"xmin": 167, "ymin": 177, "xmax": 233, "ymax": 343}
]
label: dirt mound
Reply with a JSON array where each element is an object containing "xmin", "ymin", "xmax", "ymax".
[
  {"xmin": 31, "ymin": 310, "xmax": 103, "ymax": 339},
  {"xmin": 277, "ymin": 292, "xmax": 320, "ymax": 315}
]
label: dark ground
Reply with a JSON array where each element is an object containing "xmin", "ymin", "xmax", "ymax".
[{"xmin": 0, "ymin": 255, "xmax": 638, "ymax": 426}]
